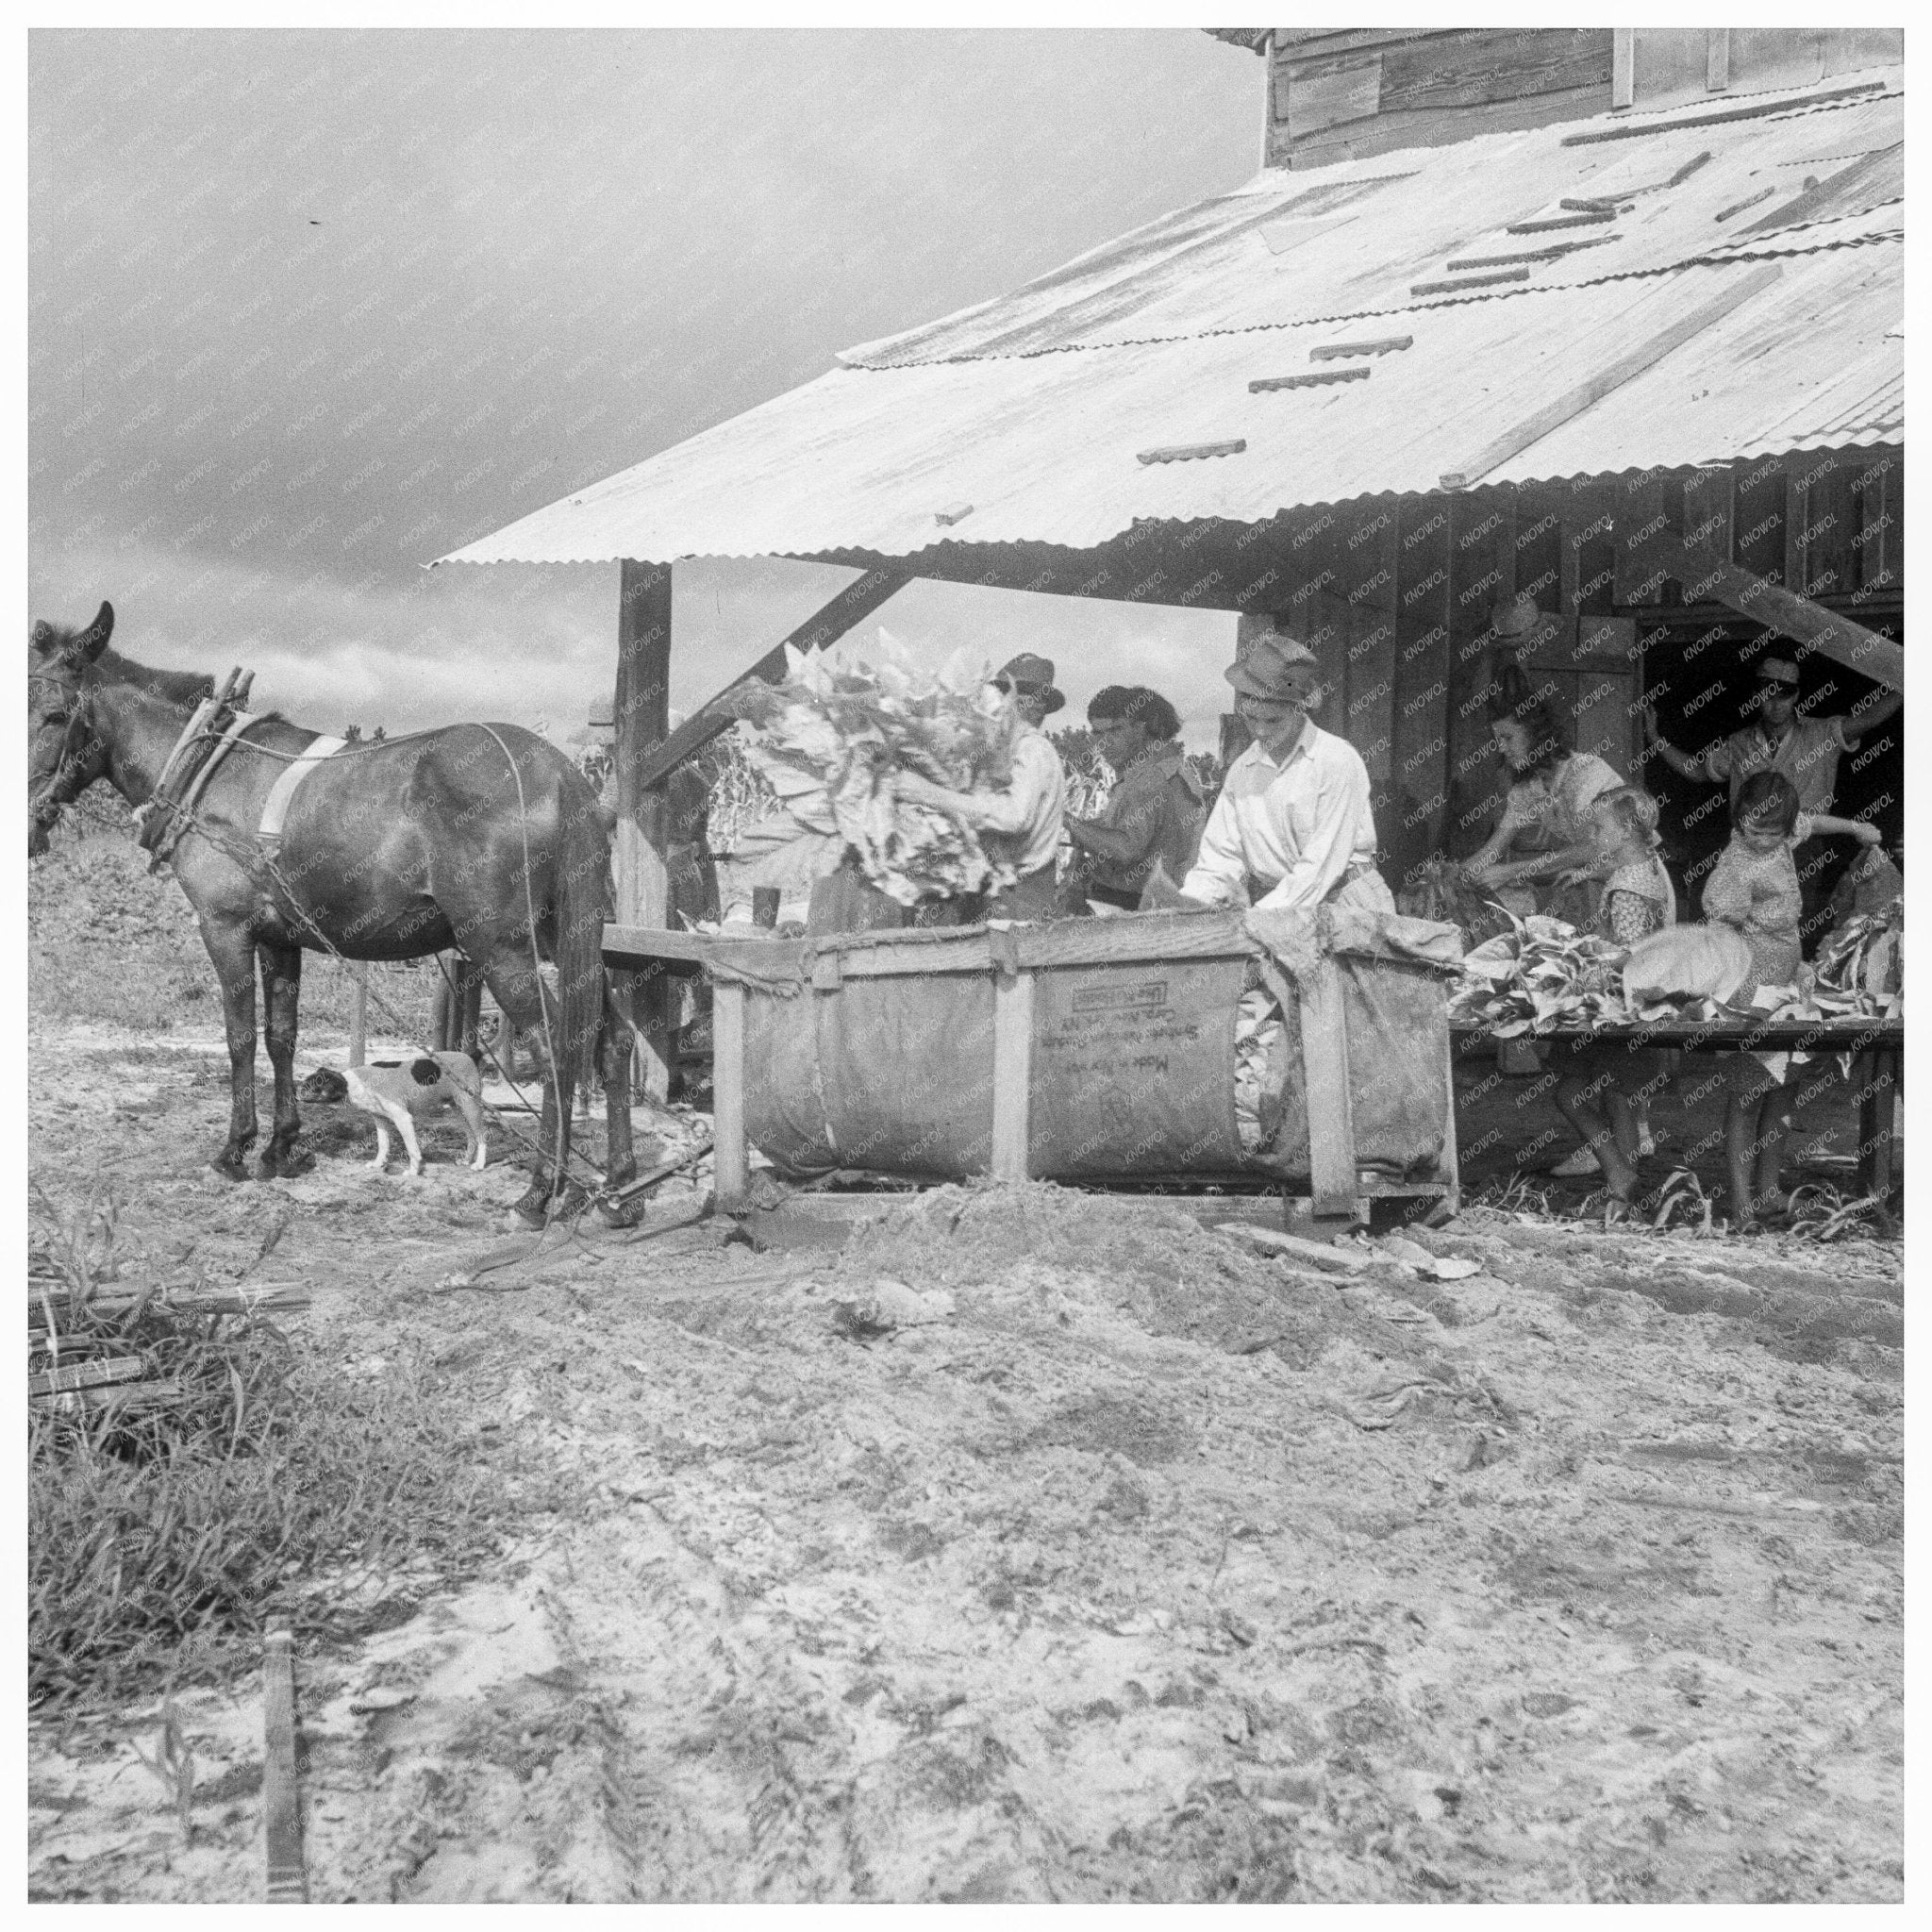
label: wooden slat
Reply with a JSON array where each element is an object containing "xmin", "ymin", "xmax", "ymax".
[
  {"xmin": 1378, "ymin": 27, "xmax": 1612, "ymax": 113},
  {"xmin": 629, "ymin": 567, "xmax": 906, "ymax": 794},
  {"xmin": 262, "ymin": 1624, "xmax": 305, "ymax": 1903},
  {"xmin": 990, "ymin": 968, "xmax": 1035, "ymax": 1182},
  {"xmin": 1249, "ymin": 369, "xmax": 1370, "ymax": 392},
  {"xmin": 1308, "ymin": 335, "xmax": 1412, "ymax": 361},
  {"xmin": 1564, "ymin": 77, "xmax": 1885, "ymax": 142},
  {"xmin": 28, "ymin": 1356, "xmax": 145, "ymax": 1398},
  {"xmin": 1682, "ymin": 465, "xmax": 1736, "ymax": 567},
  {"xmin": 1137, "ymin": 441, "xmax": 1247, "ymax": 466},
  {"xmin": 1439, "ymin": 263, "xmax": 1783, "ymax": 490},
  {"xmin": 1296, "ymin": 958, "xmax": 1358, "ymax": 1219},
  {"xmin": 1626, "ymin": 529, "xmax": 1905, "ymax": 691},
  {"xmin": 1855, "ymin": 452, "xmax": 1894, "ymax": 591},
  {"xmin": 1388, "ymin": 496, "xmax": 1453, "ymax": 889},
  {"xmin": 710, "ymin": 982, "xmax": 748, "ymax": 1204},
  {"xmin": 615, "ymin": 561, "xmax": 674, "ymax": 1104},
  {"xmin": 1707, "ymin": 27, "xmax": 1730, "ymax": 91}
]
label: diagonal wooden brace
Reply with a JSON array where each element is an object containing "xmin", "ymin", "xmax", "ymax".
[
  {"xmin": 629, "ymin": 566, "xmax": 907, "ymax": 793},
  {"xmin": 1626, "ymin": 527, "xmax": 1903, "ymax": 691}
]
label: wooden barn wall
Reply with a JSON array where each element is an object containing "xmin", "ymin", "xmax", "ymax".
[
  {"xmin": 1263, "ymin": 27, "xmax": 1899, "ymax": 172},
  {"xmin": 1267, "ymin": 27, "xmax": 1614, "ymax": 171},
  {"xmin": 1205, "ymin": 441, "xmax": 1901, "ymax": 892},
  {"xmin": 823, "ymin": 441, "xmax": 1901, "ymax": 894}
]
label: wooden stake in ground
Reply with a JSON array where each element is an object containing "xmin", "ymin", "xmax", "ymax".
[{"xmin": 262, "ymin": 1623, "xmax": 305, "ymax": 1903}]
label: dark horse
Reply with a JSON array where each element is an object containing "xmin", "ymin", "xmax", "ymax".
[{"xmin": 28, "ymin": 602, "xmax": 635, "ymax": 1223}]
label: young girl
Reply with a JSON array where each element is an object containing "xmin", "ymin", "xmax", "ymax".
[
  {"xmin": 1552, "ymin": 787, "xmax": 1675, "ymax": 1199},
  {"xmin": 1702, "ymin": 772, "xmax": 1885, "ymax": 1226}
]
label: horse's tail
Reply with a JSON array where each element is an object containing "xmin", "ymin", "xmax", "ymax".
[{"xmin": 553, "ymin": 773, "xmax": 611, "ymax": 1107}]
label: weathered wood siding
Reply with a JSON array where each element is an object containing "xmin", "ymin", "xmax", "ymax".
[{"xmin": 1263, "ymin": 27, "xmax": 1900, "ymax": 171}]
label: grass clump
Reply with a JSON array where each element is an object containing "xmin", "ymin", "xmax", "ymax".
[{"xmin": 28, "ymin": 1191, "xmax": 520, "ymax": 1712}]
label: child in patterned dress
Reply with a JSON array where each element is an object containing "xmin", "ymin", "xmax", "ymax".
[
  {"xmin": 1551, "ymin": 787, "xmax": 1675, "ymax": 1203},
  {"xmin": 1703, "ymin": 773, "xmax": 1885, "ymax": 1227}
]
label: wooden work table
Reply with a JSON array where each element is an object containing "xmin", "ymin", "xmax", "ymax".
[{"xmin": 1450, "ymin": 1015, "xmax": 1904, "ymax": 1199}]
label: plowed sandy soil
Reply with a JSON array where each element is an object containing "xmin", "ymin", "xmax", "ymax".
[{"xmin": 26, "ymin": 837, "xmax": 1905, "ymax": 1903}]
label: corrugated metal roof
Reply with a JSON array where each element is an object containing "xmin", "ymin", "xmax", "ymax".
[
  {"xmin": 835, "ymin": 76, "xmax": 1901, "ymax": 366},
  {"xmin": 440, "ymin": 249, "xmax": 1899, "ymax": 567},
  {"xmin": 439, "ymin": 70, "xmax": 1903, "ymax": 571}
]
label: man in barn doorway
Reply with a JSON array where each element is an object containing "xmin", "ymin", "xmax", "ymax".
[
  {"xmin": 1642, "ymin": 654, "xmax": 1901, "ymax": 945},
  {"xmin": 1174, "ymin": 630, "xmax": 1393, "ymax": 914}
]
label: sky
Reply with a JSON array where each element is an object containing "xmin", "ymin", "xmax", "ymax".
[{"xmin": 29, "ymin": 27, "xmax": 1259, "ymax": 747}]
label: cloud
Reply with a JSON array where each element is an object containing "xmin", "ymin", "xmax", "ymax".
[{"xmin": 31, "ymin": 540, "xmax": 1239, "ymax": 749}]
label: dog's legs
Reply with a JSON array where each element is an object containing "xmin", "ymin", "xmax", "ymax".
[
  {"xmin": 389, "ymin": 1103, "xmax": 426, "ymax": 1177},
  {"xmin": 370, "ymin": 1118, "xmax": 393, "ymax": 1171},
  {"xmin": 456, "ymin": 1092, "xmax": 489, "ymax": 1170}
]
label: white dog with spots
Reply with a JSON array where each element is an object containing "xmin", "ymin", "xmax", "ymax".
[{"xmin": 342, "ymin": 1052, "xmax": 489, "ymax": 1176}]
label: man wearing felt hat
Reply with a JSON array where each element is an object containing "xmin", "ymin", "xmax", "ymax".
[
  {"xmin": 1643, "ymin": 649, "xmax": 1901, "ymax": 939},
  {"xmin": 894, "ymin": 652, "xmax": 1070, "ymax": 920},
  {"xmin": 1175, "ymin": 627, "xmax": 1394, "ymax": 914}
]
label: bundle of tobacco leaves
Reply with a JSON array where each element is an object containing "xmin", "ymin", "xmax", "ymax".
[
  {"xmin": 1813, "ymin": 897, "xmax": 1903, "ymax": 1007},
  {"xmin": 1397, "ymin": 855, "xmax": 1514, "ymax": 948},
  {"xmin": 1448, "ymin": 911, "xmax": 1637, "ymax": 1035},
  {"xmin": 731, "ymin": 632, "xmax": 1023, "ymax": 907}
]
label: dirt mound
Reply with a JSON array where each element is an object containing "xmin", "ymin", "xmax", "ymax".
[{"xmin": 842, "ymin": 1182, "xmax": 1401, "ymax": 1372}]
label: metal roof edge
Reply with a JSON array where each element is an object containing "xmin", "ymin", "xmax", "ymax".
[{"xmin": 429, "ymin": 435, "xmax": 1905, "ymax": 574}]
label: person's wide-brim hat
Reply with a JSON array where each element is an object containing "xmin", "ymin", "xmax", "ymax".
[
  {"xmin": 1224, "ymin": 631, "xmax": 1321, "ymax": 701},
  {"xmin": 568, "ymin": 702, "xmax": 616, "ymax": 748},
  {"xmin": 1490, "ymin": 591, "xmax": 1546, "ymax": 640},
  {"xmin": 995, "ymin": 652, "xmax": 1065, "ymax": 714}
]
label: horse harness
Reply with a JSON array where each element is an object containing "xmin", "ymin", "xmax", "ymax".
[{"xmin": 133, "ymin": 673, "xmax": 348, "ymax": 874}]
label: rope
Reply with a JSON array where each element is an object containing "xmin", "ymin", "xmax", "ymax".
[
  {"xmin": 138, "ymin": 785, "xmax": 623, "ymax": 1205},
  {"xmin": 475, "ymin": 724, "xmax": 565, "ymax": 1179}
]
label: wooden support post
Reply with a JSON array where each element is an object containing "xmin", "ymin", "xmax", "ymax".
[
  {"xmin": 1856, "ymin": 451, "xmax": 1894, "ymax": 593},
  {"xmin": 1706, "ymin": 27, "xmax": 1730, "ymax": 92},
  {"xmin": 262, "ymin": 1623, "xmax": 304, "ymax": 1903},
  {"xmin": 615, "ymin": 560, "xmax": 675, "ymax": 1103},
  {"xmin": 1296, "ymin": 958, "xmax": 1358, "ymax": 1221},
  {"xmin": 1436, "ymin": 1024, "xmax": 1461, "ymax": 1216},
  {"xmin": 348, "ymin": 966, "xmax": 367, "ymax": 1068},
  {"xmin": 710, "ymin": 979, "xmax": 748, "ymax": 1204},
  {"xmin": 990, "ymin": 966, "xmax": 1035, "ymax": 1181}
]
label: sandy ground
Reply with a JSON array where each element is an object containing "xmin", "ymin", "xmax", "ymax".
[{"xmin": 25, "ymin": 1003, "xmax": 1904, "ymax": 1905}]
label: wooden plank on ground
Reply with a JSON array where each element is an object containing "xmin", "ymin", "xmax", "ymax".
[
  {"xmin": 28, "ymin": 1356, "xmax": 145, "ymax": 1398},
  {"xmin": 1439, "ymin": 262, "xmax": 1783, "ymax": 490},
  {"xmin": 262, "ymin": 1624, "xmax": 305, "ymax": 1903}
]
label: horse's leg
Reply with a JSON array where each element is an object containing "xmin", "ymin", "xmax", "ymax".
[
  {"xmin": 257, "ymin": 941, "xmax": 308, "ymax": 1178},
  {"xmin": 475, "ymin": 948, "xmax": 576, "ymax": 1225},
  {"xmin": 600, "ymin": 982, "xmax": 637, "ymax": 1202},
  {"xmin": 200, "ymin": 920, "xmax": 259, "ymax": 1181}
]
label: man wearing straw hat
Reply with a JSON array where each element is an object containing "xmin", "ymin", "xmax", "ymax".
[
  {"xmin": 896, "ymin": 652, "xmax": 1070, "ymax": 922},
  {"xmin": 1174, "ymin": 627, "xmax": 1394, "ymax": 913}
]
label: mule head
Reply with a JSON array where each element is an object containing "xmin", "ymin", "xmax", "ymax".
[{"xmin": 27, "ymin": 601, "xmax": 114, "ymax": 854}]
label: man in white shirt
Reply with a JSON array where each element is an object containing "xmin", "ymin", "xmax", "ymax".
[
  {"xmin": 1180, "ymin": 629, "xmax": 1394, "ymax": 914},
  {"xmin": 896, "ymin": 652, "xmax": 1069, "ymax": 920}
]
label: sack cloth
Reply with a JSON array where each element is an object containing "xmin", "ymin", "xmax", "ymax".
[{"xmin": 735, "ymin": 906, "xmax": 1461, "ymax": 1186}]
